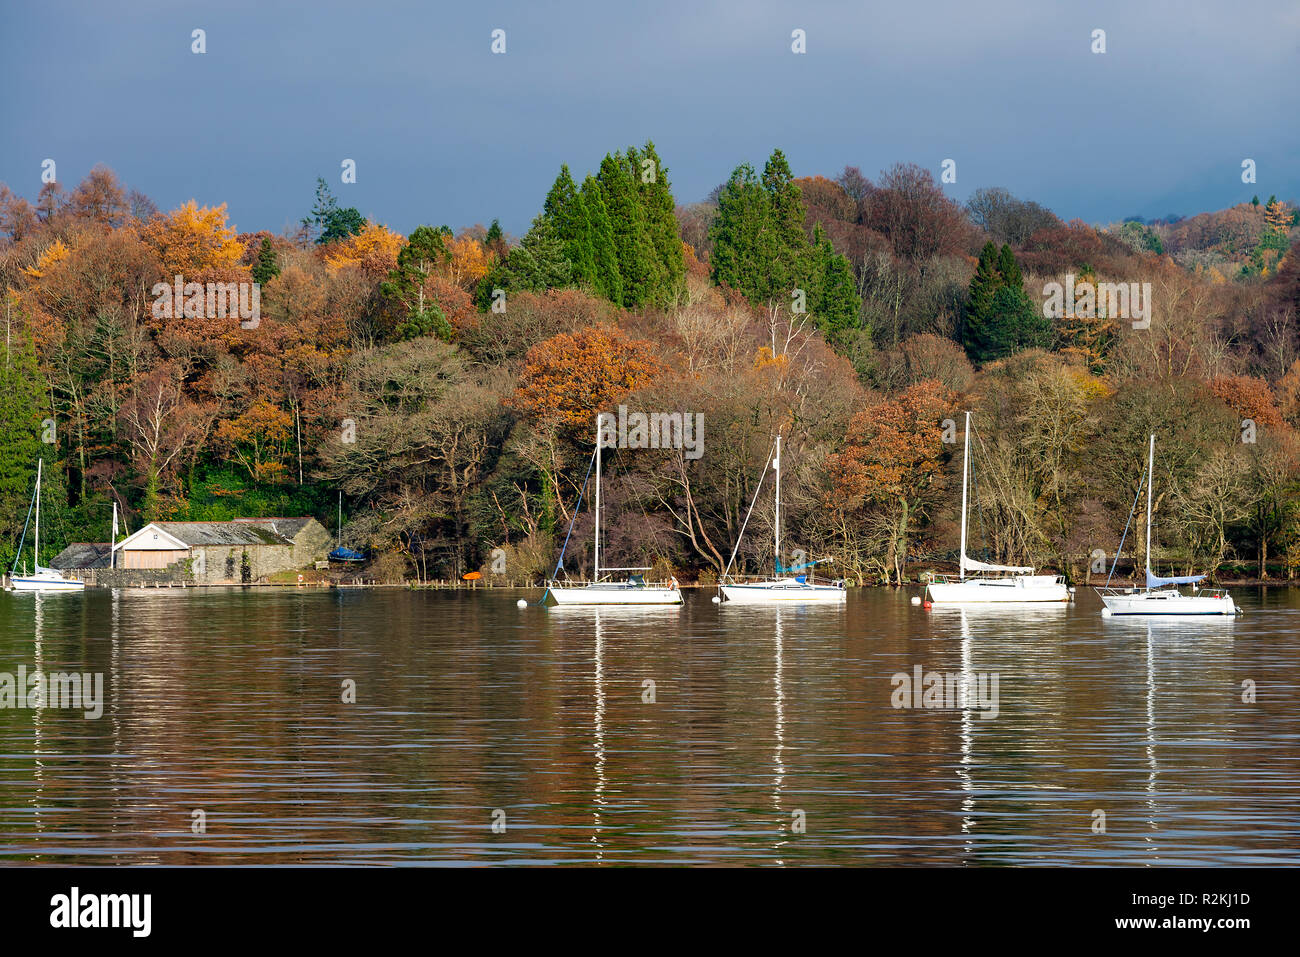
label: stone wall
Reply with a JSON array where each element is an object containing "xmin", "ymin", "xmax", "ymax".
[
  {"xmin": 290, "ymin": 521, "xmax": 334, "ymax": 566},
  {"xmin": 192, "ymin": 521, "xmax": 331, "ymax": 583},
  {"xmin": 195, "ymin": 544, "xmax": 298, "ymax": 584},
  {"xmin": 91, "ymin": 565, "xmax": 196, "ymax": 588}
]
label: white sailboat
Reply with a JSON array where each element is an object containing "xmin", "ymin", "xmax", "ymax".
[
  {"xmin": 718, "ymin": 435, "xmax": 846, "ymax": 604},
  {"xmin": 924, "ymin": 412, "xmax": 1069, "ymax": 604},
  {"xmin": 1097, "ymin": 434, "xmax": 1236, "ymax": 616},
  {"xmin": 543, "ymin": 414, "xmax": 682, "ymax": 606},
  {"xmin": 9, "ymin": 459, "xmax": 85, "ymax": 592}
]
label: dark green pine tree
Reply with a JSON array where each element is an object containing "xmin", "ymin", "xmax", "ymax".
[
  {"xmin": 997, "ymin": 243, "xmax": 1022, "ymax": 290},
  {"xmin": 623, "ymin": 146, "xmax": 667, "ymax": 302},
  {"xmin": 581, "ymin": 174, "xmax": 623, "ymax": 305},
  {"xmin": 597, "ymin": 151, "xmax": 660, "ymax": 308},
  {"xmin": 964, "ymin": 243, "xmax": 1047, "ymax": 361},
  {"xmin": 508, "ymin": 215, "xmax": 574, "ymax": 291},
  {"xmin": 0, "ymin": 322, "xmax": 46, "ymax": 568},
  {"xmin": 632, "ymin": 141, "xmax": 686, "ymax": 306},
  {"xmin": 963, "ymin": 241, "xmax": 1003, "ymax": 359},
  {"xmin": 708, "ymin": 162, "xmax": 770, "ymax": 299},
  {"xmin": 381, "ymin": 225, "xmax": 454, "ymax": 341},
  {"xmin": 761, "ymin": 149, "xmax": 808, "ymax": 299},
  {"xmin": 993, "ymin": 284, "xmax": 1052, "ymax": 355},
  {"xmin": 543, "ymin": 165, "xmax": 597, "ymax": 288},
  {"xmin": 477, "ymin": 215, "xmax": 573, "ymax": 306},
  {"xmin": 711, "ymin": 150, "xmax": 827, "ymax": 310},
  {"xmin": 251, "ymin": 237, "xmax": 280, "ymax": 286},
  {"xmin": 484, "ymin": 219, "xmax": 507, "ymax": 257},
  {"xmin": 320, "ymin": 207, "xmax": 366, "ymax": 245},
  {"xmin": 302, "ymin": 177, "xmax": 338, "ymax": 242},
  {"xmin": 804, "ymin": 224, "xmax": 861, "ymax": 339}
]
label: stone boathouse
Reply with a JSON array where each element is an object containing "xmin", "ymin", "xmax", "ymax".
[{"xmin": 51, "ymin": 518, "xmax": 332, "ymax": 585}]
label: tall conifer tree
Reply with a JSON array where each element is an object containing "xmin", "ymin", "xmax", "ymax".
[
  {"xmin": 762, "ymin": 149, "xmax": 807, "ymax": 297},
  {"xmin": 544, "ymin": 165, "xmax": 596, "ymax": 287},
  {"xmin": 963, "ymin": 242, "xmax": 1045, "ymax": 361},
  {"xmin": 251, "ymin": 237, "xmax": 280, "ymax": 285},
  {"xmin": 597, "ymin": 151, "xmax": 659, "ymax": 308},
  {"xmin": 710, "ymin": 149, "xmax": 862, "ymax": 340},
  {"xmin": 633, "ymin": 141, "xmax": 686, "ymax": 306},
  {"xmin": 709, "ymin": 162, "xmax": 769, "ymax": 298},
  {"xmin": 581, "ymin": 174, "xmax": 623, "ymax": 305}
]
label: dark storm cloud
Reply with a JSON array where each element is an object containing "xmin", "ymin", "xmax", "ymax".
[{"xmin": 1, "ymin": 0, "xmax": 1295, "ymax": 235}]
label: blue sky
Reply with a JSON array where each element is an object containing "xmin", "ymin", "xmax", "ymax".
[{"xmin": 2, "ymin": 0, "xmax": 1297, "ymax": 238}]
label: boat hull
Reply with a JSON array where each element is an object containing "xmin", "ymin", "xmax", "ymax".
[
  {"xmin": 720, "ymin": 580, "xmax": 846, "ymax": 604},
  {"xmin": 546, "ymin": 583, "xmax": 682, "ymax": 606},
  {"xmin": 926, "ymin": 576, "xmax": 1069, "ymax": 604},
  {"xmin": 1100, "ymin": 589, "xmax": 1235, "ymax": 616},
  {"xmin": 10, "ymin": 576, "xmax": 85, "ymax": 592}
]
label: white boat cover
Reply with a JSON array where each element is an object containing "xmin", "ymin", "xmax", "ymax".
[
  {"xmin": 961, "ymin": 554, "xmax": 1034, "ymax": 575},
  {"xmin": 1146, "ymin": 570, "xmax": 1205, "ymax": 588}
]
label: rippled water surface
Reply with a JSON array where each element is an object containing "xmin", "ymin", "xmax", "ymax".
[{"xmin": 0, "ymin": 586, "xmax": 1296, "ymax": 865}]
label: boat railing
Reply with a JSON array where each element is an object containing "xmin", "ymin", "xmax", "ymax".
[
  {"xmin": 720, "ymin": 573, "xmax": 844, "ymax": 588},
  {"xmin": 546, "ymin": 574, "xmax": 680, "ymax": 589},
  {"xmin": 1095, "ymin": 585, "xmax": 1143, "ymax": 597},
  {"xmin": 928, "ymin": 571, "xmax": 1064, "ymax": 585}
]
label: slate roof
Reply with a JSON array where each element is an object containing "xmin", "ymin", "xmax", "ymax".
[
  {"xmin": 149, "ymin": 519, "xmax": 310, "ymax": 547},
  {"xmin": 49, "ymin": 543, "xmax": 113, "ymax": 570}
]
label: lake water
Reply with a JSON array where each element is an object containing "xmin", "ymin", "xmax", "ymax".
[{"xmin": 0, "ymin": 585, "xmax": 1296, "ymax": 865}]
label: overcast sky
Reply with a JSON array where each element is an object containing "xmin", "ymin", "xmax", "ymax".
[{"xmin": 2, "ymin": 0, "xmax": 1297, "ymax": 238}]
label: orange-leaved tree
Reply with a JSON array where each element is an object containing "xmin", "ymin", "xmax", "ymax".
[
  {"xmin": 509, "ymin": 325, "xmax": 664, "ymax": 432},
  {"xmin": 508, "ymin": 325, "xmax": 665, "ymax": 529},
  {"xmin": 214, "ymin": 399, "xmax": 294, "ymax": 483},
  {"xmin": 828, "ymin": 379, "xmax": 955, "ymax": 584},
  {"xmin": 324, "ymin": 221, "xmax": 406, "ymax": 280},
  {"xmin": 1210, "ymin": 374, "xmax": 1284, "ymax": 432},
  {"xmin": 141, "ymin": 200, "xmax": 245, "ymax": 276},
  {"xmin": 446, "ymin": 234, "xmax": 493, "ymax": 289}
]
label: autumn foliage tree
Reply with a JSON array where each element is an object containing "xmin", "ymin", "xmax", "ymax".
[
  {"xmin": 829, "ymin": 379, "xmax": 955, "ymax": 583},
  {"xmin": 215, "ymin": 399, "xmax": 294, "ymax": 483},
  {"xmin": 141, "ymin": 200, "xmax": 245, "ymax": 276},
  {"xmin": 1210, "ymin": 375, "xmax": 1284, "ymax": 431},
  {"xmin": 325, "ymin": 221, "xmax": 406, "ymax": 280},
  {"xmin": 509, "ymin": 325, "xmax": 664, "ymax": 433}
]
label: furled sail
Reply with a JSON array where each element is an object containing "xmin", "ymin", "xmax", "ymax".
[
  {"xmin": 1146, "ymin": 570, "xmax": 1205, "ymax": 588},
  {"xmin": 961, "ymin": 554, "xmax": 1034, "ymax": 575},
  {"xmin": 777, "ymin": 558, "xmax": 820, "ymax": 573}
]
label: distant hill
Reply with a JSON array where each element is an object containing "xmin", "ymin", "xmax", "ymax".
[{"xmin": 1109, "ymin": 199, "xmax": 1299, "ymax": 280}]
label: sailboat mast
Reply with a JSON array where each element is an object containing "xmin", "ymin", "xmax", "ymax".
[
  {"xmin": 773, "ymin": 435, "xmax": 781, "ymax": 573},
  {"xmin": 110, "ymin": 500, "xmax": 117, "ymax": 570},
  {"xmin": 33, "ymin": 458, "xmax": 42, "ymax": 570},
  {"xmin": 594, "ymin": 415, "xmax": 601, "ymax": 582},
  {"xmin": 959, "ymin": 411, "xmax": 970, "ymax": 578},
  {"xmin": 1145, "ymin": 433, "xmax": 1155, "ymax": 578}
]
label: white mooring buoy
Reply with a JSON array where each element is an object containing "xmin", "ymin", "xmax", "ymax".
[{"xmin": 516, "ymin": 599, "xmax": 528, "ymax": 608}]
